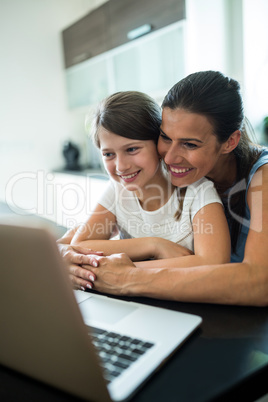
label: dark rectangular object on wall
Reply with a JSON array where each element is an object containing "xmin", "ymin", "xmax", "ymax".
[
  {"xmin": 62, "ymin": 3, "xmax": 110, "ymax": 68},
  {"xmin": 108, "ymin": 0, "xmax": 185, "ymax": 49},
  {"xmin": 62, "ymin": 0, "xmax": 185, "ymax": 68}
]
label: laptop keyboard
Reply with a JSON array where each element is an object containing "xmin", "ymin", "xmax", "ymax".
[{"xmin": 87, "ymin": 326, "xmax": 154, "ymax": 383}]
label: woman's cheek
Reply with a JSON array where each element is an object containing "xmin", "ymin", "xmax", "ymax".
[{"xmin": 157, "ymin": 141, "xmax": 166, "ymax": 159}]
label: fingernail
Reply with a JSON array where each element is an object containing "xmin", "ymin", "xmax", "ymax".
[
  {"xmin": 86, "ymin": 283, "xmax": 92, "ymax": 289},
  {"xmin": 81, "ymin": 286, "xmax": 85, "ymax": 291},
  {"xmin": 90, "ymin": 275, "xmax": 95, "ymax": 282},
  {"xmin": 93, "ymin": 261, "xmax": 98, "ymax": 267}
]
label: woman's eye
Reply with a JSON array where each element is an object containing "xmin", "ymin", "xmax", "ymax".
[
  {"xmin": 159, "ymin": 133, "xmax": 171, "ymax": 142},
  {"xmin": 183, "ymin": 142, "xmax": 198, "ymax": 149}
]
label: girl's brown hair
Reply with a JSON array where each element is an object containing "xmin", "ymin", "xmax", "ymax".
[{"xmin": 88, "ymin": 91, "xmax": 162, "ymax": 147}]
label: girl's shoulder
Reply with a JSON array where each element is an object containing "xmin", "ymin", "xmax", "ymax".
[
  {"xmin": 185, "ymin": 177, "xmax": 220, "ymax": 203},
  {"xmin": 186, "ymin": 177, "xmax": 216, "ymax": 193}
]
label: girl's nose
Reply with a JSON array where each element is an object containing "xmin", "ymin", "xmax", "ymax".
[{"xmin": 116, "ymin": 155, "xmax": 131, "ymax": 173}]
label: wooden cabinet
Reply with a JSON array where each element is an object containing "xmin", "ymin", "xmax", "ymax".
[
  {"xmin": 62, "ymin": 0, "xmax": 185, "ymax": 68},
  {"xmin": 62, "ymin": 3, "xmax": 110, "ymax": 68},
  {"xmin": 65, "ymin": 21, "xmax": 186, "ymax": 108},
  {"xmin": 108, "ymin": 0, "xmax": 185, "ymax": 49}
]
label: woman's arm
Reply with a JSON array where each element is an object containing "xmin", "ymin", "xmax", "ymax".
[
  {"xmin": 89, "ymin": 254, "xmax": 267, "ymax": 305},
  {"xmin": 136, "ymin": 202, "xmax": 231, "ymax": 268},
  {"xmin": 84, "ymin": 165, "xmax": 268, "ymax": 306}
]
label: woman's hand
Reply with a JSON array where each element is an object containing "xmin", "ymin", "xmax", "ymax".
[
  {"xmin": 57, "ymin": 243, "xmax": 103, "ymax": 290},
  {"xmin": 152, "ymin": 238, "xmax": 193, "ymax": 259},
  {"xmin": 84, "ymin": 253, "xmax": 137, "ymax": 295}
]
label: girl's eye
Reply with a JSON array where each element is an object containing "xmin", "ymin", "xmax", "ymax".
[
  {"xmin": 127, "ymin": 147, "xmax": 138, "ymax": 153},
  {"xmin": 102, "ymin": 152, "xmax": 114, "ymax": 159}
]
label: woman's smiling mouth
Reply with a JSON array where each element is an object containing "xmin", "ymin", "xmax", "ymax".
[
  {"xmin": 170, "ymin": 167, "xmax": 192, "ymax": 173},
  {"xmin": 169, "ymin": 166, "xmax": 193, "ymax": 177}
]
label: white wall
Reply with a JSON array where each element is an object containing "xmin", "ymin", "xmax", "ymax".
[
  {"xmin": 0, "ymin": 0, "xmax": 107, "ymax": 201},
  {"xmin": 243, "ymin": 0, "xmax": 268, "ymax": 135},
  {"xmin": 185, "ymin": 0, "xmax": 268, "ymax": 142},
  {"xmin": 185, "ymin": 0, "xmax": 243, "ymax": 81},
  {"xmin": 185, "ymin": 0, "xmax": 227, "ymax": 74}
]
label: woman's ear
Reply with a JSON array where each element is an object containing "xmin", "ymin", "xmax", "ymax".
[{"xmin": 221, "ymin": 130, "xmax": 241, "ymax": 154}]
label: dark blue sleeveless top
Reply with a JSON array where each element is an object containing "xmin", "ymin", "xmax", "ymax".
[{"xmin": 229, "ymin": 148, "xmax": 268, "ymax": 262}]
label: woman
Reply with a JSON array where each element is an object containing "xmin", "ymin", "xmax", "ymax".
[
  {"xmin": 58, "ymin": 90, "xmax": 230, "ymax": 290},
  {"xmin": 61, "ymin": 71, "xmax": 268, "ymax": 306}
]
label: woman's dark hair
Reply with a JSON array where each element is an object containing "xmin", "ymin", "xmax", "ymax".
[
  {"xmin": 162, "ymin": 70, "xmax": 261, "ymax": 253},
  {"xmin": 88, "ymin": 91, "xmax": 161, "ymax": 147}
]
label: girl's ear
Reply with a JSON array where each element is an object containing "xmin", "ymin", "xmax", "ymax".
[{"xmin": 221, "ymin": 130, "xmax": 241, "ymax": 154}]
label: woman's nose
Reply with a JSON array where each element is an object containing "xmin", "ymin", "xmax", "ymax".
[{"xmin": 163, "ymin": 145, "xmax": 183, "ymax": 165}]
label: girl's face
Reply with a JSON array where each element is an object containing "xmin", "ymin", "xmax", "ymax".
[
  {"xmin": 98, "ymin": 127, "xmax": 162, "ymax": 192},
  {"xmin": 158, "ymin": 108, "xmax": 226, "ymax": 187}
]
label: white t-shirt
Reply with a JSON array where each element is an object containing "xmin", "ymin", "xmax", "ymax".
[{"xmin": 98, "ymin": 177, "xmax": 222, "ymax": 251}]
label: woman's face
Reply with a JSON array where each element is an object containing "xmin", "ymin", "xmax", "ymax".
[{"xmin": 158, "ymin": 108, "xmax": 226, "ymax": 187}]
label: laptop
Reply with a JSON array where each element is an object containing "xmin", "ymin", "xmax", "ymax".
[{"xmin": 0, "ymin": 223, "xmax": 202, "ymax": 402}]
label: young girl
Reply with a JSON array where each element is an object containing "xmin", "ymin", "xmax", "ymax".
[{"xmin": 59, "ymin": 91, "xmax": 230, "ymax": 289}]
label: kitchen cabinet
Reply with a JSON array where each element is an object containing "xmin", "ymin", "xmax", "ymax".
[
  {"xmin": 65, "ymin": 55, "xmax": 110, "ymax": 107},
  {"xmin": 65, "ymin": 20, "xmax": 186, "ymax": 108},
  {"xmin": 108, "ymin": 0, "xmax": 185, "ymax": 49},
  {"xmin": 112, "ymin": 22, "xmax": 185, "ymax": 95},
  {"xmin": 62, "ymin": 3, "xmax": 110, "ymax": 68},
  {"xmin": 62, "ymin": 0, "xmax": 185, "ymax": 68}
]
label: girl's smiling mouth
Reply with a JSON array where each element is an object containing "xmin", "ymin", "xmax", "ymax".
[{"xmin": 119, "ymin": 170, "xmax": 141, "ymax": 182}]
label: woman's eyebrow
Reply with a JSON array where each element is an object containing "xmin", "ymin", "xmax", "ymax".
[
  {"xmin": 160, "ymin": 128, "xmax": 204, "ymax": 143},
  {"xmin": 159, "ymin": 128, "xmax": 169, "ymax": 137}
]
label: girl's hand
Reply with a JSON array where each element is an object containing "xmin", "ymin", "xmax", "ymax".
[
  {"xmin": 152, "ymin": 238, "xmax": 193, "ymax": 259},
  {"xmin": 57, "ymin": 243, "xmax": 103, "ymax": 291}
]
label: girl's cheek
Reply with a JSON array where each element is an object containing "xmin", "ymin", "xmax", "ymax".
[{"xmin": 104, "ymin": 161, "xmax": 114, "ymax": 175}]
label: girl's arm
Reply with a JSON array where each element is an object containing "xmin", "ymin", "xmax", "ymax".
[
  {"xmin": 71, "ymin": 204, "xmax": 191, "ymax": 261},
  {"xmin": 84, "ymin": 165, "xmax": 268, "ymax": 306},
  {"xmin": 57, "ymin": 226, "xmax": 78, "ymax": 244},
  {"xmin": 135, "ymin": 201, "xmax": 231, "ymax": 268},
  {"xmin": 64, "ymin": 200, "xmax": 230, "ymax": 289}
]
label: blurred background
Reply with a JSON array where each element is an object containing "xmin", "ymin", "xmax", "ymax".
[{"xmin": 1, "ymin": 0, "xmax": 268, "ymax": 229}]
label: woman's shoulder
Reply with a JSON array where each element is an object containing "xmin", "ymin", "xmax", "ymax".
[
  {"xmin": 255, "ymin": 146, "xmax": 268, "ymax": 164},
  {"xmin": 249, "ymin": 156, "xmax": 268, "ymax": 190},
  {"xmin": 248, "ymin": 147, "xmax": 268, "ymax": 185}
]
